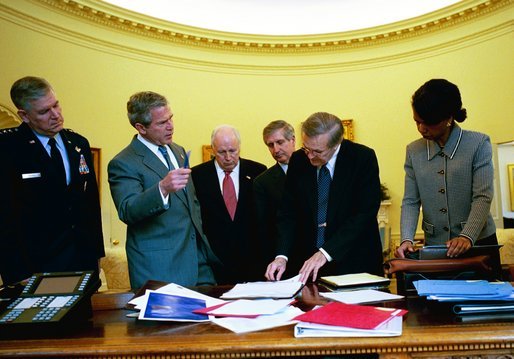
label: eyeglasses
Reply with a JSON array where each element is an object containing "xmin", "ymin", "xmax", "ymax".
[{"xmin": 301, "ymin": 146, "xmax": 332, "ymax": 157}]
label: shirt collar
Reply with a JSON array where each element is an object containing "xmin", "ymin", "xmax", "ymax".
[
  {"xmin": 34, "ymin": 130, "xmax": 64, "ymax": 150},
  {"xmin": 427, "ymin": 123, "xmax": 463, "ymax": 161},
  {"xmin": 137, "ymin": 134, "xmax": 161, "ymax": 155},
  {"xmin": 214, "ymin": 159, "xmax": 240, "ymax": 177},
  {"xmin": 321, "ymin": 143, "xmax": 341, "ymax": 178},
  {"xmin": 279, "ymin": 162, "xmax": 288, "ymax": 174}
]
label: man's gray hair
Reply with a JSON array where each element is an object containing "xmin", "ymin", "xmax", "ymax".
[
  {"xmin": 211, "ymin": 125, "xmax": 241, "ymax": 147},
  {"xmin": 10, "ymin": 76, "xmax": 53, "ymax": 111},
  {"xmin": 262, "ymin": 120, "xmax": 295, "ymax": 143},
  {"xmin": 302, "ymin": 112, "xmax": 344, "ymax": 148}
]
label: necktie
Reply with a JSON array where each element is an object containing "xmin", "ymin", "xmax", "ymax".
[
  {"xmin": 316, "ymin": 165, "xmax": 331, "ymax": 248},
  {"xmin": 223, "ymin": 171, "xmax": 237, "ymax": 220},
  {"xmin": 48, "ymin": 137, "xmax": 66, "ymax": 187},
  {"xmin": 158, "ymin": 146, "xmax": 174, "ymax": 170}
]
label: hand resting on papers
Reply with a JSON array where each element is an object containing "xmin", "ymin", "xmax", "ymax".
[{"xmin": 265, "ymin": 251, "xmax": 328, "ymax": 283}]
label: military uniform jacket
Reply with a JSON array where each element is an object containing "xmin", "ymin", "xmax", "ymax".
[{"xmin": 0, "ymin": 123, "xmax": 104, "ymax": 285}]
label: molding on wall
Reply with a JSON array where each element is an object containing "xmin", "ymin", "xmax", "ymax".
[
  {"xmin": 34, "ymin": 0, "xmax": 513, "ymax": 51},
  {"xmin": 0, "ymin": 104, "xmax": 21, "ymax": 130},
  {"xmin": 0, "ymin": 0, "xmax": 512, "ymax": 74}
]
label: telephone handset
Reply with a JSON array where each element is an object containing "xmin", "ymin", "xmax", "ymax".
[{"xmin": 0, "ymin": 271, "xmax": 99, "ymax": 330}]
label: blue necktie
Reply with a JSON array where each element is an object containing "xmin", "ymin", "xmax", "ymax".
[
  {"xmin": 49, "ymin": 137, "xmax": 66, "ymax": 187},
  {"xmin": 317, "ymin": 165, "xmax": 331, "ymax": 248},
  {"xmin": 158, "ymin": 146, "xmax": 173, "ymax": 170}
]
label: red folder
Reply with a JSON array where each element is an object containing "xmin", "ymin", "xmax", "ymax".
[{"xmin": 294, "ymin": 302, "xmax": 407, "ymax": 330}]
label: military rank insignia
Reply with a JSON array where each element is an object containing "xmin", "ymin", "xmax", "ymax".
[{"xmin": 79, "ymin": 154, "xmax": 90, "ymax": 174}]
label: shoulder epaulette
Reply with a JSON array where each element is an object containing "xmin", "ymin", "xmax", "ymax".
[{"xmin": 0, "ymin": 127, "xmax": 19, "ymax": 135}]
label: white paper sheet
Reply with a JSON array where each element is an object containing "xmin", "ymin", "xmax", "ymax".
[
  {"xmin": 212, "ymin": 306, "xmax": 304, "ymax": 333},
  {"xmin": 220, "ymin": 275, "xmax": 303, "ymax": 299},
  {"xmin": 320, "ymin": 289, "xmax": 404, "ymax": 304},
  {"xmin": 208, "ymin": 299, "xmax": 293, "ymax": 316}
]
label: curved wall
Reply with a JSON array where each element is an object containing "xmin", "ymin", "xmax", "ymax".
[{"xmin": 0, "ymin": 0, "xmax": 512, "ymax": 247}]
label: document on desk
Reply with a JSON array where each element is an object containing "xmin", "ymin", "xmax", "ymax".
[
  {"xmin": 211, "ymin": 306, "xmax": 304, "ymax": 334},
  {"xmin": 320, "ymin": 272, "xmax": 390, "ymax": 289},
  {"xmin": 321, "ymin": 289, "xmax": 404, "ymax": 304},
  {"xmin": 294, "ymin": 315, "xmax": 403, "ymax": 338},
  {"xmin": 195, "ymin": 298, "xmax": 293, "ymax": 317},
  {"xmin": 414, "ymin": 280, "xmax": 514, "ymax": 301},
  {"xmin": 220, "ymin": 276, "xmax": 303, "ymax": 299},
  {"xmin": 129, "ymin": 283, "xmax": 224, "ymax": 310},
  {"xmin": 138, "ymin": 291, "xmax": 210, "ymax": 322},
  {"xmin": 293, "ymin": 302, "xmax": 407, "ymax": 330}
]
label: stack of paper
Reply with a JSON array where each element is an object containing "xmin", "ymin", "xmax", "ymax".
[
  {"xmin": 128, "ymin": 280, "xmax": 305, "ymax": 332},
  {"xmin": 320, "ymin": 273, "xmax": 390, "ymax": 289},
  {"xmin": 194, "ymin": 299, "xmax": 293, "ymax": 318},
  {"xmin": 293, "ymin": 302, "xmax": 407, "ymax": 337},
  {"xmin": 413, "ymin": 279, "xmax": 514, "ymax": 316},
  {"xmin": 414, "ymin": 280, "xmax": 514, "ymax": 302},
  {"xmin": 320, "ymin": 289, "xmax": 403, "ymax": 304},
  {"xmin": 220, "ymin": 276, "xmax": 303, "ymax": 299}
]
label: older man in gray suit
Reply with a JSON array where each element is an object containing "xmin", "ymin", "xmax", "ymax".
[{"xmin": 108, "ymin": 91, "xmax": 218, "ymax": 289}]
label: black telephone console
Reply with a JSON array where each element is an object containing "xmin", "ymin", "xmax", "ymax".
[{"xmin": 0, "ymin": 271, "xmax": 99, "ymax": 334}]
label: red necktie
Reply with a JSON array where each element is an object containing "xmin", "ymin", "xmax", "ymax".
[{"xmin": 223, "ymin": 171, "xmax": 237, "ymax": 220}]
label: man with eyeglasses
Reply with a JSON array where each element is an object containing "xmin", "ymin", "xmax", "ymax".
[
  {"xmin": 265, "ymin": 112, "xmax": 384, "ymax": 283},
  {"xmin": 192, "ymin": 125, "xmax": 266, "ymax": 284}
]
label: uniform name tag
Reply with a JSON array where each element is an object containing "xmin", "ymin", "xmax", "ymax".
[{"xmin": 22, "ymin": 172, "xmax": 41, "ymax": 179}]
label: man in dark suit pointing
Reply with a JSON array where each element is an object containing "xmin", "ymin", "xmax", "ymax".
[
  {"xmin": 265, "ymin": 112, "xmax": 383, "ymax": 283},
  {"xmin": 192, "ymin": 125, "xmax": 266, "ymax": 284},
  {"xmin": 0, "ymin": 76, "xmax": 104, "ymax": 285}
]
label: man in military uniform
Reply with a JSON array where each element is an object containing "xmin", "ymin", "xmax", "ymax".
[{"xmin": 0, "ymin": 76, "xmax": 104, "ymax": 285}]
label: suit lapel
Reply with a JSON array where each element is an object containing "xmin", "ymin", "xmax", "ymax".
[
  {"xmin": 132, "ymin": 138, "xmax": 189, "ymax": 208},
  {"xmin": 326, "ymin": 141, "xmax": 351, "ymax": 224},
  {"xmin": 167, "ymin": 143, "xmax": 189, "ymax": 207}
]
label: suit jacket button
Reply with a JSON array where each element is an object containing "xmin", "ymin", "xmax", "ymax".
[
  {"xmin": 440, "ymin": 208, "xmax": 447, "ymax": 213},
  {"xmin": 438, "ymin": 170, "xmax": 445, "ymax": 174},
  {"xmin": 439, "ymin": 188, "xmax": 445, "ymax": 193},
  {"xmin": 443, "ymin": 226, "xmax": 449, "ymax": 231}
]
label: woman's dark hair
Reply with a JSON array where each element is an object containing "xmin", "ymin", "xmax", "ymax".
[{"xmin": 411, "ymin": 79, "xmax": 467, "ymax": 125}]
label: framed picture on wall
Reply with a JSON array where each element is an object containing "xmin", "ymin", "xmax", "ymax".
[
  {"xmin": 508, "ymin": 164, "xmax": 514, "ymax": 211},
  {"xmin": 202, "ymin": 145, "xmax": 215, "ymax": 162},
  {"xmin": 91, "ymin": 147, "xmax": 101, "ymax": 186},
  {"xmin": 342, "ymin": 119, "xmax": 354, "ymax": 141}
]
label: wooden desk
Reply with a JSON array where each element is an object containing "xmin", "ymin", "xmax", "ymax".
[{"xmin": 0, "ymin": 284, "xmax": 513, "ymax": 358}]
